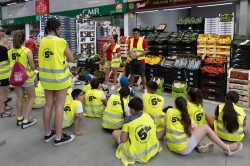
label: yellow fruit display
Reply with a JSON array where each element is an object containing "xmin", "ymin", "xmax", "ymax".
[
  {"xmin": 218, "ymin": 36, "xmax": 231, "ymax": 44},
  {"xmin": 145, "ymin": 56, "xmax": 162, "ymax": 65},
  {"xmin": 207, "ymin": 36, "xmax": 217, "ymax": 42},
  {"xmin": 197, "ymin": 36, "xmax": 208, "ymax": 42}
]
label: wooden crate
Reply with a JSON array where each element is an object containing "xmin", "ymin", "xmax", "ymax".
[
  {"xmin": 236, "ymin": 100, "xmax": 250, "ymax": 108},
  {"xmin": 117, "ymin": 66, "xmax": 125, "ymax": 73},
  {"xmin": 227, "ymin": 82, "xmax": 250, "ymax": 91},
  {"xmin": 239, "ymin": 95, "xmax": 249, "ymax": 102},
  {"xmin": 227, "ymin": 78, "xmax": 249, "ymax": 85},
  {"xmin": 226, "ymin": 87, "xmax": 250, "ymax": 96},
  {"xmin": 99, "ymin": 64, "xmax": 105, "ymax": 71},
  {"xmin": 128, "ymin": 74, "xmax": 142, "ymax": 86}
]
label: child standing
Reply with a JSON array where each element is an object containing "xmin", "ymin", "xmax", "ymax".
[
  {"xmin": 143, "ymin": 81, "xmax": 165, "ymax": 132},
  {"xmin": 112, "ymin": 98, "xmax": 162, "ymax": 166},
  {"xmin": 84, "ymin": 78, "xmax": 107, "ymax": 118},
  {"xmin": 206, "ymin": 91, "xmax": 249, "ymax": 142},
  {"xmin": 102, "ymin": 86, "xmax": 130, "ymax": 130},
  {"xmin": 158, "ymin": 97, "xmax": 243, "ymax": 156},
  {"xmin": 186, "ymin": 88, "xmax": 206, "ymax": 126},
  {"xmin": 59, "ymin": 89, "xmax": 84, "ymax": 136}
]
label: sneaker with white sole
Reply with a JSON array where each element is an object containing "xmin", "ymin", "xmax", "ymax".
[
  {"xmin": 111, "ymin": 85, "xmax": 116, "ymax": 90},
  {"xmin": 197, "ymin": 143, "xmax": 214, "ymax": 153},
  {"xmin": 44, "ymin": 130, "xmax": 56, "ymax": 143},
  {"xmin": 54, "ymin": 134, "xmax": 75, "ymax": 147},
  {"xmin": 17, "ymin": 117, "xmax": 32, "ymax": 126},
  {"xmin": 21, "ymin": 118, "xmax": 37, "ymax": 129},
  {"xmin": 102, "ymin": 84, "xmax": 108, "ymax": 89}
]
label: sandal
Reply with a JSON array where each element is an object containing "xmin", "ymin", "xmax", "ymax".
[
  {"xmin": 197, "ymin": 143, "xmax": 214, "ymax": 153},
  {"xmin": 4, "ymin": 106, "xmax": 14, "ymax": 111},
  {"xmin": 224, "ymin": 142, "xmax": 243, "ymax": 156},
  {"xmin": 0, "ymin": 111, "xmax": 15, "ymax": 118},
  {"xmin": 4, "ymin": 97, "xmax": 12, "ymax": 104}
]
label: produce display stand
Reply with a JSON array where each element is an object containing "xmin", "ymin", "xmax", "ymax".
[{"xmin": 205, "ymin": 18, "xmax": 219, "ymax": 34}]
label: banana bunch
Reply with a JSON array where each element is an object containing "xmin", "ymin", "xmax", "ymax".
[
  {"xmin": 207, "ymin": 36, "xmax": 217, "ymax": 42},
  {"xmin": 197, "ymin": 36, "xmax": 207, "ymax": 42},
  {"xmin": 145, "ymin": 56, "xmax": 162, "ymax": 65},
  {"xmin": 218, "ymin": 36, "xmax": 231, "ymax": 44}
]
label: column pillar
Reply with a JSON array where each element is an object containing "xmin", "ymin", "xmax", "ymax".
[
  {"xmin": 238, "ymin": 0, "xmax": 248, "ymax": 35},
  {"xmin": 25, "ymin": 23, "xmax": 30, "ymax": 40}
]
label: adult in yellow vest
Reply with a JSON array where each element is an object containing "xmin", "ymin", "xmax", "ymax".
[
  {"xmin": 39, "ymin": 18, "xmax": 75, "ymax": 146},
  {"xmin": 101, "ymin": 34, "xmax": 121, "ymax": 90},
  {"xmin": 128, "ymin": 28, "xmax": 148, "ymax": 89},
  {"xmin": 158, "ymin": 97, "xmax": 243, "ymax": 156},
  {"xmin": 0, "ymin": 31, "xmax": 15, "ymax": 118},
  {"xmin": 8, "ymin": 31, "xmax": 37, "ymax": 129},
  {"xmin": 143, "ymin": 81, "xmax": 165, "ymax": 132},
  {"xmin": 53, "ymin": 89, "xmax": 84, "ymax": 137},
  {"xmin": 186, "ymin": 87, "xmax": 206, "ymax": 126},
  {"xmin": 102, "ymin": 86, "xmax": 130, "ymax": 130},
  {"xmin": 84, "ymin": 78, "xmax": 107, "ymax": 118},
  {"xmin": 206, "ymin": 91, "xmax": 249, "ymax": 142},
  {"xmin": 112, "ymin": 98, "xmax": 162, "ymax": 166}
]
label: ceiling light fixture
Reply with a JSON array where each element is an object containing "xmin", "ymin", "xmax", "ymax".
[
  {"xmin": 135, "ymin": 10, "xmax": 159, "ymax": 14},
  {"xmin": 7, "ymin": 2, "xmax": 17, "ymax": 6},
  {"xmin": 197, "ymin": 2, "xmax": 233, "ymax": 8},
  {"xmin": 163, "ymin": 7, "xmax": 191, "ymax": 11}
]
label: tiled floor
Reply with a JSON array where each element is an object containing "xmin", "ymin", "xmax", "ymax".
[{"xmin": 0, "ymin": 84, "xmax": 250, "ymax": 166}]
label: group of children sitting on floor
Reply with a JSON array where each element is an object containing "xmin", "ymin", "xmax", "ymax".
[{"xmin": 25, "ymin": 70, "xmax": 248, "ymax": 166}]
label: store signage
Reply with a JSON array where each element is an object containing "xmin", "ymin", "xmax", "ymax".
[
  {"xmin": 1, "ymin": 15, "xmax": 37, "ymax": 26},
  {"xmin": 128, "ymin": 0, "xmax": 221, "ymax": 11},
  {"xmin": 35, "ymin": 0, "xmax": 49, "ymax": 15},
  {"xmin": 51, "ymin": 3, "xmax": 127, "ymax": 17},
  {"xmin": 0, "ymin": 7, "xmax": 2, "ymax": 20}
]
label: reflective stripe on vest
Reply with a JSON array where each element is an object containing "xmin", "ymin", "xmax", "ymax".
[
  {"xmin": 39, "ymin": 65, "xmax": 68, "ymax": 74},
  {"xmin": 153, "ymin": 115, "xmax": 165, "ymax": 119},
  {"xmin": 40, "ymin": 74, "xmax": 71, "ymax": 83},
  {"xmin": 104, "ymin": 111, "xmax": 123, "ymax": 119},
  {"xmin": 84, "ymin": 110, "xmax": 103, "ymax": 116},
  {"xmin": 102, "ymin": 119, "xmax": 124, "ymax": 127},
  {"xmin": 0, "ymin": 62, "xmax": 9, "ymax": 68},
  {"xmin": 166, "ymin": 137, "xmax": 187, "ymax": 143},
  {"xmin": 0, "ymin": 69, "xmax": 10, "ymax": 74},
  {"xmin": 85, "ymin": 104, "xmax": 103, "ymax": 108}
]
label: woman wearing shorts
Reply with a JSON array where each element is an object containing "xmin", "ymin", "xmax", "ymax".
[{"xmin": 102, "ymin": 35, "xmax": 121, "ymax": 90}]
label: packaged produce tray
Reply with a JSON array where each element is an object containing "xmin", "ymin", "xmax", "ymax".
[
  {"xmin": 202, "ymin": 92, "xmax": 225, "ymax": 102},
  {"xmin": 172, "ymin": 80, "xmax": 187, "ymax": 93}
]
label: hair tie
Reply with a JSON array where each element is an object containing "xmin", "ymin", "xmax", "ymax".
[{"xmin": 182, "ymin": 102, "xmax": 185, "ymax": 106}]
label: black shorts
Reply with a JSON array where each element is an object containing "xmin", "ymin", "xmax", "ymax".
[
  {"xmin": 0, "ymin": 78, "xmax": 10, "ymax": 87},
  {"xmin": 130, "ymin": 63, "xmax": 145, "ymax": 76}
]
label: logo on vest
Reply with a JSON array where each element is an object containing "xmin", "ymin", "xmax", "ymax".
[
  {"xmin": 43, "ymin": 48, "xmax": 54, "ymax": 61},
  {"xmin": 149, "ymin": 97, "xmax": 161, "ymax": 107},
  {"xmin": 64, "ymin": 106, "xmax": 71, "ymax": 112},
  {"xmin": 88, "ymin": 94, "xmax": 96, "ymax": 103},
  {"xmin": 170, "ymin": 114, "xmax": 181, "ymax": 125},
  {"xmin": 135, "ymin": 124, "xmax": 152, "ymax": 144},
  {"xmin": 11, "ymin": 51, "xmax": 20, "ymax": 60},
  {"xmin": 193, "ymin": 110, "xmax": 203, "ymax": 124},
  {"xmin": 14, "ymin": 71, "xmax": 24, "ymax": 82},
  {"xmin": 112, "ymin": 99, "xmax": 121, "ymax": 106}
]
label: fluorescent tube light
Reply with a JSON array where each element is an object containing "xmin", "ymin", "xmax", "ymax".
[
  {"xmin": 163, "ymin": 7, "xmax": 191, "ymax": 11},
  {"xmin": 135, "ymin": 10, "xmax": 159, "ymax": 14},
  {"xmin": 7, "ymin": 2, "xmax": 17, "ymax": 6},
  {"xmin": 198, "ymin": 3, "xmax": 233, "ymax": 8}
]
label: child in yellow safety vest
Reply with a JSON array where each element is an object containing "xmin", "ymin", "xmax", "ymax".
[
  {"xmin": 116, "ymin": 76, "xmax": 136, "ymax": 100},
  {"xmin": 205, "ymin": 91, "xmax": 249, "ymax": 142},
  {"xmin": 186, "ymin": 87, "xmax": 206, "ymax": 126},
  {"xmin": 82, "ymin": 74, "xmax": 93, "ymax": 95},
  {"xmin": 158, "ymin": 97, "xmax": 243, "ymax": 156},
  {"xmin": 60, "ymin": 89, "xmax": 84, "ymax": 136},
  {"xmin": 112, "ymin": 98, "xmax": 162, "ymax": 166},
  {"xmin": 102, "ymin": 86, "xmax": 130, "ymax": 130},
  {"xmin": 84, "ymin": 78, "xmax": 107, "ymax": 118},
  {"xmin": 23, "ymin": 72, "xmax": 45, "ymax": 109},
  {"xmin": 143, "ymin": 81, "xmax": 165, "ymax": 132}
]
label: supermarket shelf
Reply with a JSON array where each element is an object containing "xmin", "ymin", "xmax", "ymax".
[
  {"xmin": 79, "ymin": 29, "xmax": 95, "ymax": 32},
  {"xmin": 79, "ymin": 41, "xmax": 96, "ymax": 44}
]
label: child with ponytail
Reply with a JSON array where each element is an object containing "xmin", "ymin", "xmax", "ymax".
[
  {"xmin": 206, "ymin": 91, "xmax": 249, "ymax": 142},
  {"xmin": 186, "ymin": 87, "xmax": 206, "ymax": 126},
  {"xmin": 158, "ymin": 97, "xmax": 243, "ymax": 156},
  {"xmin": 102, "ymin": 86, "xmax": 130, "ymax": 130}
]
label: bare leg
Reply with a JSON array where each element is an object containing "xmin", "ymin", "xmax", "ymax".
[
  {"xmin": 0, "ymin": 86, "xmax": 9, "ymax": 113},
  {"xmin": 54, "ymin": 88, "xmax": 68, "ymax": 140},
  {"xmin": 112, "ymin": 68, "xmax": 118, "ymax": 86},
  {"xmin": 104, "ymin": 67, "xmax": 111, "ymax": 85},
  {"xmin": 244, "ymin": 124, "xmax": 249, "ymax": 133},
  {"xmin": 23, "ymin": 85, "xmax": 35, "ymax": 120},
  {"xmin": 15, "ymin": 86, "xmax": 24, "ymax": 117},
  {"xmin": 43, "ymin": 90, "xmax": 55, "ymax": 136},
  {"xmin": 129, "ymin": 74, "xmax": 135, "ymax": 86},
  {"xmin": 205, "ymin": 112, "xmax": 215, "ymax": 128},
  {"xmin": 112, "ymin": 130, "xmax": 122, "ymax": 141},
  {"xmin": 141, "ymin": 75, "xmax": 146, "ymax": 89},
  {"xmin": 192, "ymin": 124, "xmax": 241, "ymax": 153}
]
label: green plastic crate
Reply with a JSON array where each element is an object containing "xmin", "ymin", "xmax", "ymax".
[
  {"xmin": 171, "ymin": 91, "xmax": 186, "ymax": 98},
  {"xmin": 156, "ymin": 88, "xmax": 164, "ymax": 95}
]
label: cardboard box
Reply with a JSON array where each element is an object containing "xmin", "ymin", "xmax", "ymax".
[{"xmin": 128, "ymin": 74, "xmax": 142, "ymax": 86}]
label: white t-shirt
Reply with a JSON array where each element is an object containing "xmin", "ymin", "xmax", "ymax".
[
  {"xmin": 125, "ymin": 105, "xmax": 131, "ymax": 116},
  {"xmin": 101, "ymin": 92, "xmax": 106, "ymax": 100},
  {"xmin": 75, "ymin": 103, "xmax": 83, "ymax": 114}
]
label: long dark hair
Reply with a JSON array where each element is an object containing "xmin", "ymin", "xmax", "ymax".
[
  {"xmin": 113, "ymin": 34, "xmax": 118, "ymax": 43},
  {"xmin": 119, "ymin": 86, "xmax": 130, "ymax": 119},
  {"xmin": 45, "ymin": 18, "xmax": 61, "ymax": 37},
  {"xmin": 187, "ymin": 87, "xmax": 203, "ymax": 107},
  {"xmin": 175, "ymin": 97, "xmax": 192, "ymax": 137},
  {"xmin": 13, "ymin": 31, "xmax": 25, "ymax": 49},
  {"xmin": 222, "ymin": 91, "xmax": 240, "ymax": 133}
]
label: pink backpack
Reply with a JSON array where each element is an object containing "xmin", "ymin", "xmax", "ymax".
[{"xmin": 9, "ymin": 49, "xmax": 28, "ymax": 86}]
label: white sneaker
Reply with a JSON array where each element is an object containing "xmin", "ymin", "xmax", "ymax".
[
  {"xmin": 111, "ymin": 85, "xmax": 116, "ymax": 90},
  {"xmin": 102, "ymin": 84, "xmax": 108, "ymax": 88}
]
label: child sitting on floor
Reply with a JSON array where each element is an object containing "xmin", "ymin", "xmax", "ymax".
[
  {"xmin": 116, "ymin": 76, "xmax": 136, "ymax": 100},
  {"xmin": 143, "ymin": 81, "xmax": 165, "ymax": 132},
  {"xmin": 82, "ymin": 74, "xmax": 93, "ymax": 94},
  {"xmin": 84, "ymin": 78, "xmax": 107, "ymax": 118},
  {"xmin": 56, "ymin": 89, "xmax": 84, "ymax": 136}
]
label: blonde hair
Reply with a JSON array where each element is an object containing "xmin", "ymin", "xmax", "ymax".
[{"xmin": 0, "ymin": 32, "xmax": 5, "ymax": 39}]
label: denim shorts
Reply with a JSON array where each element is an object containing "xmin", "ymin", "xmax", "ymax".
[
  {"xmin": 179, "ymin": 135, "xmax": 197, "ymax": 155},
  {"xmin": 22, "ymin": 81, "xmax": 34, "ymax": 88}
]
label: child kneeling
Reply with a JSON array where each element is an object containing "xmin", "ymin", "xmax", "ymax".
[
  {"xmin": 112, "ymin": 98, "xmax": 162, "ymax": 166},
  {"xmin": 60, "ymin": 89, "xmax": 84, "ymax": 136}
]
